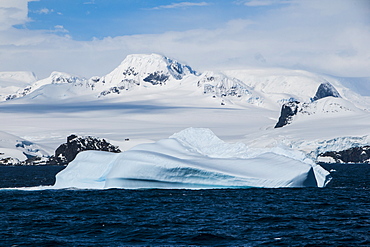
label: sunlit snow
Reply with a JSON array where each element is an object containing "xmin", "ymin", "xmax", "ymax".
[
  {"xmin": 1, "ymin": 53, "xmax": 370, "ymax": 184},
  {"xmin": 53, "ymin": 128, "xmax": 331, "ymax": 189}
]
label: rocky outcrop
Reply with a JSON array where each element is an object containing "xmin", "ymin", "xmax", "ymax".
[
  {"xmin": 318, "ymin": 146, "xmax": 370, "ymax": 164},
  {"xmin": 274, "ymin": 101, "xmax": 300, "ymax": 128},
  {"xmin": 275, "ymin": 82, "xmax": 342, "ymax": 128},
  {"xmin": 46, "ymin": 135, "xmax": 121, "ymax": 165},
  {"xmin": 0, "ymin": 157, "xmax": 18, "ymax": 165},
  {"xmin": 312, "ymin": 82, "xmax": 340, "ymax": 101},
  {"xmin": 0, "ymin": 155, "xmax": 47, "ymax": 166},
  {"xmin": 143, "ymin": 71, "xmax": 169, "ymax": 85}
]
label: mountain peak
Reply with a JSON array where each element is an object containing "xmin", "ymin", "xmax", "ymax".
[
  {"xmin": 124, "ymin": 53, "xmax": 196, "ymax": 77},
  {"xmin": 2, "ymin": 71, "xmax": 85, "ymax": 101},
  {"xmin": 49, "ymin": 71, "xmax": 84, "ymax": 84},
  {"xmin": 312, "ymin": 82, "xmax": 341, "ymax": 101},
  {"xmin": 95, "ymin": 54, "xmax": 197, "ymax": 96},
  {"xmin": 0, "ymin": 71, "xmax": 37, "ymax": 91}
]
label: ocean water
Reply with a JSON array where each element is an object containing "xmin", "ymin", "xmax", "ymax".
[{"xmin": 0, "ymin": 164, "xmax": 369, "ymax": 246}]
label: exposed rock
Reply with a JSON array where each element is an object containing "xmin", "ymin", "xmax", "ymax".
[
  {"xmin": 22, "ymin": 156, "xmax": 47, "ymax": 166},
  {"xmin": 312, "ymin": 82, "xmax": 340, "ymax": 101},
  {"xmin": 143, "ymin": 71, "xmax": 169, "ymax": 85},
  {"xmin": 275, "ymin": 82, "xmax": 342, "ymax": 128},
  {"xmin": 274, "ymin": 101, "xmax": 300, "ymax": 128},
  {"xmin": 318, "ymin": 146, "xmax": 370, "ymax": 164},
  {"xmin": 99, "ymin": 86, "xmax": 126, "ymax": 97},
  {"xmin": 46, "ymin": 134, "xmax": 121, "ymax": 165},
  {"xmin": 0, "ymin": 157, "xmax": 19, "ymax": 166},
  {"xmin": 122, "ymin": 67, "xmax": 139, "ymax": 77},
  {"xmin": 0, "ymin": 155, "xmax": 48, "ymax": 166}
]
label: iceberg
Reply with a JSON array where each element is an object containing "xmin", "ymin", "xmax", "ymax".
[{"xmin": 53, "ymin": 128, "xmax": 331, "ymax": 189}]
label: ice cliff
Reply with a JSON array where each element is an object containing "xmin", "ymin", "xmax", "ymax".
[{"xmin": 53, "ymin": 128, "xmax": 331, "ymax": 189}]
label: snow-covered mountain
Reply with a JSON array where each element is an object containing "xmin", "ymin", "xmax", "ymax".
[
  {"xmin": 195, "ymin": 71, "xmax": 263, "ymax": 106},
  {"xmin": 0, "ymin": 71, "xmax": 37, "ymax": 101},
  {"xmin": 0, "ymin": 71, "xmax": 37, "ymax": 86},
  {"xmin": 274, "ymin": 82, "xmax": 362, "ymax": 128},
  {"xmin": 101, "ymin": 53, "xmax": 196, "ymax": 84},
  {"xmin": 4, "ymin": 71, "xmax": 85, "ymax": 101},
  {"xmin": 2, "ymin": 54, "xmax": 199, "ymax": 101},
  {"xmin": 0, "ymin": 131, "xmax": 49, "ymax": 165},
  {"xmin": 94, "ymin": 54, "xmax": 198, "ymax": 97},
  {"xmin": 3, "ymin": 53, "xmax": 366, "ymax": 111},
  {"xmin": 0, "ymin": 53, "xmax": 370, "ymax": 166}
]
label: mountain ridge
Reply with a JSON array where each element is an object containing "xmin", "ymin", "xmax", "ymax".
[
  {"xmin": 1, "ymin": 53, "xmax": 370, "ymax": 166},
  {"xmin": 2, "ymin": 53, "xmax": 368, "ymax": 112}
]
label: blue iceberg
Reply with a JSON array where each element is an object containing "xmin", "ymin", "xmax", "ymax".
[{"xmin": 53, "ymin": 128, "xmax": 331, "ymax": 189}]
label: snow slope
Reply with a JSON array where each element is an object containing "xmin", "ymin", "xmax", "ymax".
[
  {"xmin": 100, "ymin": 53, "xmax": 196, "ymax": 84},
  {"xmin": 0, "ymin": 71, "xmax": 37, "ymax": 101},
  {"xmin": 3, "ymin": 71, "xmax": 85, "ymax": 101},
  {"xmin": 0, "ymin": 131, "xmax": 49, "ymax": 165},
  {"xmin": 3, "ymin": 54, "xmax": 367, "ymax": 111},
  {"xmin": 223, "ymin": 68, "xmax": 370, "ymax": 111},
  {"xmin": 53, "ymin": 128, "xmax": 331, "ymax": 189},
  {"xmin": 0, "ymin": 53, "xmax": 369, "ymax": 168}
]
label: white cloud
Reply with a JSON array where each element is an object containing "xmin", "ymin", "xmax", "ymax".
[
  {"xmin": 0, "ymin": 0, "xmax": 369, "ymax": 78},
  {"xmin": 0, "ymin": 0, "xmax": 35, "ymax": 30},
  {"xmin": 152, "ymin": 2, "xmax": 209, "ymax": 10},
  {"xmin": 34, "ymin": 8, "xmax": 54, "ymax": 14},
  {"xmin": 53, "ymin": 25, "xmax": 69, "ymax": 33}
]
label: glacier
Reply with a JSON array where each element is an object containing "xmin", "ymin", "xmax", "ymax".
[
  {"xmin": 53, "ymin": 128, "xmax": 331, "ymax": 189},
  {"xmin": 1, "ymin": 53, "xmax": 370, "ymax": 168}
]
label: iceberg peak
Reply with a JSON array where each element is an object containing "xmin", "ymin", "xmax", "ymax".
[{"xmin": 170, "ymin": 128, "xmax": 248, "ymax": 158}]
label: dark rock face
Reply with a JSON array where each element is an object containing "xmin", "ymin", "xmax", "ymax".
[
  {"xmin": 6, "ymin": 86, "xmax": 32, "ymax": 101},
  {"xmin": 0, "ymin": 157, "xmax": 16, "ymax": 165},
  {"xmin": 122, "ymin": 67, "xmax": 139, "ymax": 77},
  {"xmin": 275, "ymin": 82, "xmax": 341, "ymax": 128},
  {"xmin": 274, "ymin": 101, "xmax": 300, "ymax": 128},
  {"xmin": 98, "ymin": 79, "xmax": 139, "ymax": 97},
  {"xmin": 47, "ymin": 135, "xmax": 121, "ymax": 165},
  {"xmin": 143, "ymin": 72, "xmax": 169, "ymax": 85},
  {"xmin": 318, "ymin": 146, "xmax": 370, "ymax": 164},
  {"xmin": 99, "ymin": 86, "xmax": 125, "ymax": 97},
  {"xmin": 313, "ymin": 82, "xmax": 341, "ymax": 101}
]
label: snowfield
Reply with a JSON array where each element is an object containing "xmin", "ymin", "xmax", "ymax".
[{"xmin": 0, "ymin": 53, "xmax": 369, "ymax": 188}]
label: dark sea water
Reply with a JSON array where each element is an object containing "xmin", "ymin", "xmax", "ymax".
[{"xmin": 0, "ymin": 164, "xmax": 369, "ymax": 246}]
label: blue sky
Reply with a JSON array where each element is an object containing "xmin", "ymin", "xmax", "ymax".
[
  {"xmin": 25, "ymin": 0, "xmax": 278, "ymax": 40},
  {"xmin": 0, "ymin": 0, "xmax": 369, "ymax": 78}
]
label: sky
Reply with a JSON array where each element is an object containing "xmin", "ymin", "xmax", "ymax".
[{"xmin": 0, "ymin": 0, "xmax": 369, "ymax": 79}]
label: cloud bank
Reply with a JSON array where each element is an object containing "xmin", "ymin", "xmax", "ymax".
[{"xmin": 0, "ymin": 0, "xmax": 369, "ymax": 79}]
